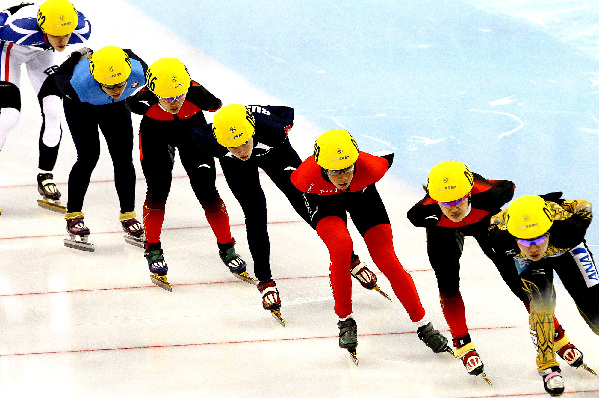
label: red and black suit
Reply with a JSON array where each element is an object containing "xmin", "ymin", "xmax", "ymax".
[
  {"xmin": 407, "ymin": 173, "xmax": 528, "ymax": 340},
  {"xmin": 292, "ymin": 151, "xmax": 427, "ymax": 321},
  {"xmin": 126, "ymin": 81, "xmax": 234, "ymax": 252}
]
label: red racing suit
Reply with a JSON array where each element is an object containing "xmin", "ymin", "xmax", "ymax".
[{"xmin": 291, "ymin": 151, "xmax": 427, "ymax": 321}]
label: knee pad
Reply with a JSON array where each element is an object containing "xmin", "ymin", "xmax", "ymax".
[{"xmin": 41, "ymin": 95, "xmax": 62, "ymax": 147}]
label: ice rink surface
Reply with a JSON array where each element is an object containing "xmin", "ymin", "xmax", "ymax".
[{"xmin": 1, "ymin": 1, "xmax": 598, "ymax": 397}]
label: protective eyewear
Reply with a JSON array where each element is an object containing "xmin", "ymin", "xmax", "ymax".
[
  {"xmin": 517, "ymin": 234, "xmax": 548, "ymax": 247},
  {"xmin": 159, "ymin": 93, "xmax": 186, "ymax": 103},
  {"xmin": 100, "ymin": 81, "xmax": 128, "ymax": 89},
  {"xmin": 326, "ymin": 164, "xmax": 355, "ymax": 176},
  {"xmin": 438, "ymin": 195, "xmax": 468, "ymax": 208}
]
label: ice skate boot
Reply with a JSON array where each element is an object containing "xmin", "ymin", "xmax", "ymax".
[
  {"xmin": 417, "ymin": 321, "xmax": 452, "ymax": 354},
  {"xmin": 554, "ymin": 326, "xmax": 596, "ymax": 375},
  {"xmin": 218, "ymin": 241, "xmax": 255, "ymax": 285},
  {"xmin": 145, "ymin": 248, "xmax": 171, "ymax": 291},
  {"xmin": 64, "ymin": 212, "xmax": 94, "ymax": 252},
  {"xmin": 37, "ymin": 173, "xmax": 66, "ymax": 213},
  {"xmin": 120, "ymin": 212, "xmax": 144, "ymax": 248},
  {"xmin": 258, "ymin": 280, "xmax": 285, "ymax": 326},
  {"xmin": 350, "ymin": 256, "xmax": 391, "ymax": 301},
  {"xmin": 453, "ymin": 335, "xmax": 492, "ymax": 385},
  {"xmin": 539, "ymin": 366, "xmax": 564, "ymax": 396},
  {"xmin": 338, "ymin": 317, "xmax": 359, "ymax": 365}
]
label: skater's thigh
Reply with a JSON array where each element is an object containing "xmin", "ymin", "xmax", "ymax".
[
  {"xmin": 139, "ymin": 134, "xmax": 175, "ymax": 201},
  {"xmin": 1, "ymin": 42, "xmax": 24, "ymax": 87},
  {"xmin": 221, "ymin": 158, "xmax": 264, "ymax": 207},
  {"xmin": 25, "ymin": 50, "xmax": 58, "ymax": 94},
  {"xmin": 63, "ymin": 100, "xmax": 101, "ymax": 157},
  {"xmin": 98, "ymin": 104, "xmax": 134, "ymax": 158},
  {"xmin": 346, "ymin": 185, "xmax": 390, "ymax": 236},
  {"xmin": 425, "ymin": 227, "xmax": 464, "ymax": 294},
  {"xmin": 139, "ymin": 131, "xmax": 174, "ymax": 176},
  {"xmin": 307, "ymin": 194, "xmax": 347, "ymax": 229},
  {"xmin": 520, "ymin": 262, "xmax": 555, "ymax": 313},
  {"xmin": 178, "ymin": 141, "xmax": 217, "ymax": 187}
]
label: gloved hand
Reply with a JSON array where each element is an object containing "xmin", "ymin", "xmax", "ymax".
[
  {"xmin": 72, "ymin": 47, "xmax": 93, "ymax": 59},
  {"xmin": 539, "ymin": 191, "xmax": 564, "ymax": 204}
]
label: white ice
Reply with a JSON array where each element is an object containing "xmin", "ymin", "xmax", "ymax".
[{"xmin": 0, "ymin": 1, "xmax": 598, "ymax": 397}]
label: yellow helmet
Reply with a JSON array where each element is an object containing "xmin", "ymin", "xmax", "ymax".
[
  {"xmin": 37, "ymin": 0, "xmax": 78, "ymax": 36},
  {"xmin": 313, "ymin": 129, "xmax": 359, "ymax": 170},
  {"xmin": 506, "ymin": 195, "xmax": 554, "ymax": 239},
  {"xmin": 427, "ymin": 160, "xmax": 474, "ymax": 202},
  {"xmin": 213, "ymin": 104, "xmax": 255, "ymax": 147},
  {"xmin": 89, "ymin": 46, "xmax": 132, "ymax": 86},
  {"xmin": 146, "ymin": 58, "xmax": 191, "ymax": 98}
]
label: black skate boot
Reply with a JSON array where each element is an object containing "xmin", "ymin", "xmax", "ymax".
[
  {"xmin": 539, "ymin": 366, "xmax": 564, "ymax": 396},
  {"xmin": 453, "ymin": 334, "xmax": 491, "ymax": 385},
  {"xmin": 338, "ymin": 317, "xmax": 358, "ymax": 365},
  {"xmin": 218, "ymin": 241, "xmax": 255, "ymax": 285},
  {"xmin": 417, "ymin": 322, "xmax": 450, "ymax": 354},
  {"xmin": 350, "ymin": 255, "xmax": 391, "ymax": 301},
  {"xmin": 145, "ymin": 248, "xmax": 171, "ymax": 291},
  {"xmin": 120, "ymin": 212, "xmax": 145, "ymax": 248},
  {"xmin": 258, "ymin": 280, "xmax": 285, "ymax": 326},
  {"xmin": 555, "ymin": 326, "xmax": 596, "ymax": 375},
  {"xmin": 64, "ymin": 213, "xmax": 94, "ymax": 252},
  {"xmin": 37, "ymin": 172, "xmax": 65, "ymax": 212}
]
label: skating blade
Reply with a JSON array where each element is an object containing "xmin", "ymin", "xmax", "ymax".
[
  {"xmin": 151, "ymin": 274, "xmax": 172, "ymax": 292},
  {"xmin": 37, "ymin": 199, "xmax": 66, "ymax": 213},
  {"xmin": 445, "ymin": 346, "xmax": 455, "ymax": 356},
  {"xmin": 481, "ymin": 373, "xmax": 492, "ymax": 385},
  {"xmin": 232, "ymin": 271, "xmax": 257, "ymax": 285},
  {"xmin": 124, "ymin": 234, "xmax": 144, "ymax": 248},
  {"xmin": 349, "ymin": 350, "xmax": 359, "ymax": 366},
  {"xmin": 64, "ymin": 236, "xmax": 95, "ymax": 252},
  {"xmin": 271, "ymin": 310, "xmax": 286, "ymax": 327},
  {"xmin": 372, "ymin": 285, "xmax": 392, "ymax": 301},
  {"xmin": 581, "ymin": 364, "xmax": 597, "ymax": 375}
]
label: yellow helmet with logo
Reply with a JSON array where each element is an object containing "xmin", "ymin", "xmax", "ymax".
[
  {"xmin": 506, "ymin": 195, "xmax": 554, "ymax": 239},
  {"xmin": 37, "ymin": 0, "xmax": 78, "ymax": 36},
  {"xmin": 313, "ymin": 129, "xmax": 359, "ymax": 170},
  {"xmin": 427, "ymin": 160, "xmax": 474, "ymax": 202},
  {"xmin": 89, "ymin": 46, "xmax": 131, "ymax": 86},
  {"xmin": 146, "ymin": 58, "xmax": 191, "ymax": 98},
  {"xmin": 213, "ymin": 104, "xmax": 255, "ymax": 147}
]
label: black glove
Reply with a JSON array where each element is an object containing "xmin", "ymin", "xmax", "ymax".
[
  {"xmin": 488, "ymin": 225, "xmax": 519, "ymax": 257},
  {"xmin": 539, "ymin": 191, "xmax": 564, "ymax": 204},
  {"xmin": 549, "ymin": 213, "xmax": 590, "ymax": 248}
]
